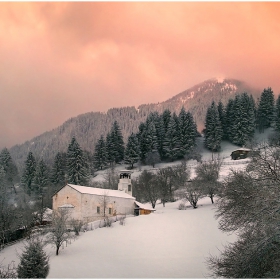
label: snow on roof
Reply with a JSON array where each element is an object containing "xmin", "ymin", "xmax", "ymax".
[
  {"xmin": 68, "ymin": 184, "xmax": 135, "ymax": 199},
  {"xmin": 59, "ymin": 203, "xmax": 75, "ymax": 208},
  {"xmin": 232, "ymin": 148, "xmax": 251, "ymax": 152},
  {"xmin": 135, "ymin": 201, "xmax": 155, "ymax": 211}
]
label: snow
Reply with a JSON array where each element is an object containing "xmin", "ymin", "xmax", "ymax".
[
  {"xmin": 0, "ymin": 198, "xmax": 236, "ymax": 278},
  {"xmin": 3, "ymin": 134, "xmax": 274, "ymax": 278},
  {"xmin": 68, "ymin": 184, "xmax": 135, "ymax": 199}
]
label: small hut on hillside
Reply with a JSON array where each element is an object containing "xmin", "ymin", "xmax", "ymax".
[{"xmin": 231, "ymin": 148, "xmax": 251, "ymax": 160}]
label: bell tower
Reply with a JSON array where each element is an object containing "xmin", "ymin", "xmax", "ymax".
[{"xmin": 118, "ymin": 170, "xmax": 133, "ymax": 196}]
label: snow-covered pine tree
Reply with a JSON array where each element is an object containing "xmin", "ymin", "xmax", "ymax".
[
  {"xmin": 21, "ymin": 152, "xmax": 36, "ymax": 195},
  {"xmin": 33, "ymin": 159, "xmax": 49, "ymax": 196},
  {"xmin": 162, "ymin": 109, "xmax": 172, "ymax": 133},
  {"xmin": 204, "ymin": 101, "xmax": 223, "ymax": 152},
  {"xmin": 178, "ymin": 107, "xmax": 197, "ymax": 157},
  {"xmin": 256, "ymin": 87, "xmax": 275, "ymax": 133},
  {"xmin": 110, "ymin": 121, "xmax": 125, "ymax": 164},
  {"xmin": 51, "ymin": 152, "xmax": 66, "ymax": 188},
  {"xmin": 0, "ymin": 148, "xmax": 19, "ymax": 192},
  {"xmin": 163, "ymin": 114, "xmax": 180, "ymax": 161},
  {"xmin": 154, "ymin": 112, "xmax": 165, "ymax": 159},
  {"xmin": 106, "ymin": 132, "xmax": 115, "ymax": 166},
  {"xmin": 137, "ymin": 122, "xmax": 148, "ymax": 163},
  {"xmin": 225, "ymin": 98, "xmax": 235, "ymax": 142},
  {"xmin": 275, "ymin": 95, "xmax": 280, "ymax": 132},
  {"xmin": 217, "ymin": 101, "xmax": 227, "ymax": 140},
  {"xmin": 66, "ymin": 137, "xmax": 89, "ymax": 185},
  {"xmin": 124, "ymin": 133, "xmax": 140, "ymax": 169},
  {"xmin": 17, "ymin": 238, "xmax": 49, "ymax": 278},
  {"xmin": 145, "ymin": 120, "xmax": 159, "ymax": 154},
  {"xmin": 93, "ymin": 135, "xmax": 108, "ymax": 170}
]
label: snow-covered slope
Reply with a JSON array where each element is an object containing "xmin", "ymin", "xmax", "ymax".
[{"xmin": 0, "ymin": 198, "xmax": 237, "ymax": 278}]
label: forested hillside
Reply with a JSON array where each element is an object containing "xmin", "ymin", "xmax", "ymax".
[{"xmin": 9, "ymin": 78, "xmax": 260, "ymax": 173}]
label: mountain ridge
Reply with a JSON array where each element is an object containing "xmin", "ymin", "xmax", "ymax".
[{"xmin": 9, "ymin": 77, "xmax": 261, "ymax": 173}]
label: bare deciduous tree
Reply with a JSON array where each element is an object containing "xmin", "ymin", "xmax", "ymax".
[{"xmin": 46, "ymin": 209, "xmax": 71, "ymax": 256}]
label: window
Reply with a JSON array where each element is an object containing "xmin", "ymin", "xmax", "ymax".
[
  {"xmin": 128, "ymin": 185, "xmax": 131, "ymax": 192},
  {"xmin": 97, "ymin": 206, "xmax": 100, "ymax": 214},
  {"xmin": 108, "ymin": 208, "xmax": 112, "ymax": 215}
]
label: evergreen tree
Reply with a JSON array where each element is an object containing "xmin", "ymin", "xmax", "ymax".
[
  {"xmin": 256, "ymin": 87, "xmax": 275, "ymax": 132},
  {"xmin": 204, "ymin": 101, "xmax": 223, "ymax": 152},
  {"xmin": 225, "ymin": 98, "xmax": 235, "ymax": 142},
  {"xmin": 0, "ymin": 148, "xmax": 19, "ymax": 193},
  {"xmin": 105, "ymin": 132, "xmax": 115, "ymax": 166},
  {"xmin": 217, "ymin": 101, "xmax": 227, "ymax": 140},
  {"xmin": 124, "ymin": 133, "xmax": 140, "ymax": 169},
  {"xmin": 274, "ymin": 95, "xmax": 280, "ymax": 132},
  {"xmin": 154, "ymin": 113, "xmax": 165, "ymax": 159},
  {"xmin": 66, "ymin": 137, "xmax": 89, "ymax": 185},
  {"xmin": 109, "ymin": 121, "xmax": 125, "ymax": 164},
  {"xmin": 21, "ymin": 152, "xmax": 36, "ymax": 195},
  {"xmin": 145, "ymin": 120, "xmax": 158, "ymax": 154},
  {"xmin": 33, "ymin": 159, "xmax": 49, "ymax": 196},
  {"xmin": 163, "ymin": 114, "xmax": 180, "ymax": 161},
  {"xmin": 51, "ymin": 152, "xmax": 66, "ymax": 188},
  {"xmin": 137, "ymin": 122, "xmax": 148, "ymax": 163},
  {"xmin": 17, "ymin": 238, "xmax": 49, "ymax": 278},
  {"xmin": 162, "ymin": 109, "xmax": 172, "ymax": 133},
  {"xmin": 178, "ymin": 107, "xmax": 197, "ymax": 157},
  {"xmin": 93, "ymin": 135, "xmax": 108, "ymax": 170}
]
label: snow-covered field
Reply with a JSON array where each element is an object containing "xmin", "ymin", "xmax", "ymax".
[
  {"xmin": 2, "ymin": 133, "xmax": 272, "ymax": 278},
  {"xmin": 1, "ymin": 198, "xmax": 237, "ymax": 278}
]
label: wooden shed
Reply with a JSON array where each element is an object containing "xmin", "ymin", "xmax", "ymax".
[
  {"xmin": 231, "ymin": 148, "xmax": 251, "ymax": 160},
  {"xmin": 134, "ymin": 201, "xmax": 156, "ymax": 216}
]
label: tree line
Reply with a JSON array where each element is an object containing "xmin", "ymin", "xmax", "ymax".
[{"xmin": 204, "ymin": 88, "xmax": 280, "ymax": 151}]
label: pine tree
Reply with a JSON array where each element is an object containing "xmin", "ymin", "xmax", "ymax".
[
  {"xmin": 66, "ymin": 137, "xmax": 89, "ymax": 185},
  {"xmin": 162, "ymin": 109, "xmax": 172, "ymax": 133},
  {"xmin": 204, "ymin": 101, "xmax": 223, "ymax": 152},
  {"xmin": 154, "ymin": 113, "xmax": 165, "ymax": 159},
  {"xmin": 21, "ymin": 152, "xmax": 36, "ymax": 195},
  {"xmin": 124, "ymin": 133, "xmax": 140, "ymax": 169},
  {"xmin": 51, "ymin": 152, "xmax": 66, "ymax": 188},
  {"xmin": 256, "ymin": 87, "xmax": 275, "ymax": 133},
  {"xmin": 106, "ymin": 132, "xmax": 115, "ymax": 166},
  {"xmin": 93, "ymin": 135, "xmax": 108, "ymax": 170},
  {"xmin": 275, "ymin": 95, "xmax": 280, "ymax": 132},
  {"xmin": 137, "ymin": 122, "xmax": 148, "ymax": 163},
  {"xmin": 178, "ymin": 107, "xmax": 197, "ymax": 157},
  {"xmin": 109, "ymin": 121, "xmax": 125, "ymax": 164},
  {"xmin": 0, "ymin": 148, "xmax": 19, "ymax": 192},
  {"xmin": 17, "ymin": 238, "xmax": 49, "ymax": 278},
  {"xmin": 217, "ymin": 102, "xmax": 227, "ymax": 140},
  {"xmin": 145, "ymin": 120, "xmax": 158, "ymax": 154},
  {"xmin": 225, "ymin": 98, "xmax": 235, "ymax": 142},
  {"xmin": 163, "ymin": 114, "xmax": 180, "ymax": 161},
  {"xmin": 33, "ymin": 159, "xmax": 49, "ymax": 196}
]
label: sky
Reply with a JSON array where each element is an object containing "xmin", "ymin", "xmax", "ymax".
[{"xmin": 1, "ymin": 2, "xmax": 280, "ymax": 149}]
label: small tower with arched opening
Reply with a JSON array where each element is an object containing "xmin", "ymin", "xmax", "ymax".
[{"xmin": 118, "ymin": 170, "xmax": 133, "ymax": 196}]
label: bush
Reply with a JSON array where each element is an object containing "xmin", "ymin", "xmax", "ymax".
[
  {"xmin": 119, "ymin": 216, "xmax": 126, "ymax": 226},
  {"xmin": 178, "ymin": 202, "xmax": 186, "ymax": 210}
]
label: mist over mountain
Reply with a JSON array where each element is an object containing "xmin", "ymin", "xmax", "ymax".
[{"xmin": 9, "ymin": 78, "xmax": 261, "ymax": 173}]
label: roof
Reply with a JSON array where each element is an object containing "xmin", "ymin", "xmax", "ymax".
[
  {"xmin": 232, "ymin": 148, "xmax": 251, "ymax": 152},
  {"xmin": 135, "ymin": 201, "xmax": 156, "ymax": 211},
  {"xmin": 67, "ymin": 184, "xmax": 136, "ymax": 199}
]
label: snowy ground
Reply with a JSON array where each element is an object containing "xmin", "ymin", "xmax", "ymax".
[
  {"xmin": 1, "ymin": 198, "xmax": 237, "ymax": 278},
  {"xmin": 2, "ymin": 133, "xmax": 273, "ymax": 278}
]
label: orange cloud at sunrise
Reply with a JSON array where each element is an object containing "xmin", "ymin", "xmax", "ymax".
[{"xmin": 0, "ymin": 2, "xmax": 280, "ymax": 148}]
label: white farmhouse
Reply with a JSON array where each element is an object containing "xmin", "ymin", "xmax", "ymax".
[{"xmin": 52, "ymin": 170, "xmax": 155, "ymax": 222}]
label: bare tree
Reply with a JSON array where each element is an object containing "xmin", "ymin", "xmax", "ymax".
[
  {"xmin": 0, "ymin": 261, "xmax": 17, "ymax": 278},
  {"xmin": 102, "ymin": 166, "xmax": 119, "ymax": 190},
  {"xmin": 194, "ymin": 159, "xmax": 222, "ymax": 203},
  {"xmin": 208, "ymin": 143, "xmax": 280, "ymax": 277},
  {"xmin": 45, "ymin": 209, "xmax": 71, "ymax": 256},
  {"xmin": 183, "ymin": 179, "xmax": 204, "ymax": 209},
  {"xmin": 134, "ymin": 170, "xmax": 159, "ymax": 209},
  {"xmin": 70, "ymin": 219, "xmax": 83, "ymax": 236}
]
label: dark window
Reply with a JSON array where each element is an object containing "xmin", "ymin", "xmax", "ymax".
[
  {"xmin": 109, "ymin": 208, "xmax": 112, "ymax": 215},
  {"xmin": 128, "ymin": 185, "xmax": 131, "ymax": 191},
  {"xmin": 97, "ymin": 206, "xmax": 100, "ymax": 214}
]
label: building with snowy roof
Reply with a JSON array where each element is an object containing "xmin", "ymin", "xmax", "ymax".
[{"xmin": 52, "ymin": 170, "xmax": 154, "ymax": 222}]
